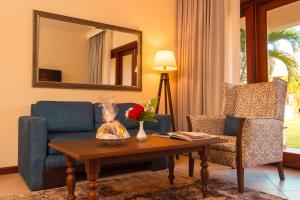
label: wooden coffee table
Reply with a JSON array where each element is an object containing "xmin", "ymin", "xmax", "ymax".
[{"xmin": 49, "ymin": 135, "xmax": 225, "ymax": 200}]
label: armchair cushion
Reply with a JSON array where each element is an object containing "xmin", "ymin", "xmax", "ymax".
[
  {"xmin": 223, "ymin": 115, "xmax": 245, "ymax": 136},
  {"xmin": 211, "ymin": 135, "xmax": 236, "ymax": 153},
  {"xmin": 234, "ymin": 83, "xmax": 277, "ymax": 118}
]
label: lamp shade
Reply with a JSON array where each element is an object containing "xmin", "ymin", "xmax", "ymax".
[{"xmin": 153, "ymin": 50, "xmax": 177, "ymax": 71}]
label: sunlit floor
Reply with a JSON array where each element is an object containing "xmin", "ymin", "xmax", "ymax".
[{"xmin": 0, "ymin": 156, "xmax": 300, "ymax": 199}]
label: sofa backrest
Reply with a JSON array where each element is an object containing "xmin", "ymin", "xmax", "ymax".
[
  {"xmin": 94, "ymin": 103, "xmax": 139, "ymax": 130},
  {"xmin": 32, "ymin": 101, "xmax": 94, "ymax": 132}
]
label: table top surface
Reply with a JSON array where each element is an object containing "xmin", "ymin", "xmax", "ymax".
[{"xmin": 48, "ymin": 135, "xmax": 225, "ymax": 160}]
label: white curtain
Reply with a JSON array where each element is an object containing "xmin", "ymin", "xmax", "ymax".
[
  {"xmin": 224, "ymin": 0, "xmax": 241, "ymax": 84},
  {"xmin": 176, "ymin": 0, "xmax": 240, "ymax": 130},
  {"xmin": 101, "ymin": 30, "xmax": 113, "ymax": 85},
  {"xmin": 88, "ymin": 30, "xmax": 112, "ymax": 84}
]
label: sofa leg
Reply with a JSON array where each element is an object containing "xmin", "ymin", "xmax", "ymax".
[
  {"xmin": 237, "ymin": 165, "xmax": 244, "ymax": 193},
  {"xmin": 188, "ymin": 152, "xmax": 194, "ymax": 177},
  {"xmin": 276, "ymin": 162, "xmax": 285, "ymax": 181}
]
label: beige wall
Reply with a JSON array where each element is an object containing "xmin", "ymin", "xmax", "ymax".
[
  {"xmin": 39, "ymin": 18, "xmax": 90, "ymax": 83},
  {"xmin": 112, "ymin": 31, "xmax": 138, "ymax": 48},
  {"xmin": 268, "ymin": 1, "xmax": 300, "ymax": 31},
  {"xmin": 0, "ymin": 0, "xmax": 176, "ymax": 167}
]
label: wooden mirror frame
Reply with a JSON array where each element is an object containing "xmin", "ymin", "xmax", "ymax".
[{"xmin": 32, "ymin": 10, "xmax": 142, "ymax": 91}]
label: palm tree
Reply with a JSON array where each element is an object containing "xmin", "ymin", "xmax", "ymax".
[{"xmin": 240, "ymin": 28, "xmax": 300, "ymax": 85}]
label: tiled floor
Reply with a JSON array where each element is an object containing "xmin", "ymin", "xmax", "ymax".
[{"xmin": 0, "ymin": 156, "xmax": 300, "ymax": 199}]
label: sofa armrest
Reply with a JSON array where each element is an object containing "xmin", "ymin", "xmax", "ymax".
[
  {"xmin": 186, "ymin": 115, "xmax": 225, "ymax": 135},
  {"xmin": 18, "ymin": 116, "xmax": 48, "ymax": 190},
  {"xmin": 241, "ymin": 118, "xmax": 283, "ymax": 168},
  {"xmin": 144, "ymin": 114, "xmax": 172, "ymax": 133}
]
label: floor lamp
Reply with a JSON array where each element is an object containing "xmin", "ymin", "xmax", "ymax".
[{"xmin": 153, "ymin": 50, "xmax": 177, "ymax": 132}]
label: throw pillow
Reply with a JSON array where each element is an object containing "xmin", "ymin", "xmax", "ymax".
[{"xmin": 223, "ymin": 115, "xmax": 245, "ymax": 136}]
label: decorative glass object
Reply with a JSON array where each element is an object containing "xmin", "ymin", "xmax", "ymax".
[
  {"xmin": 136, "ymin": 121, "xmax": 147, "ymax": 142},
  {"xmin": 96, "ymin": 103, "xmax": 130, "ymax": 145}
]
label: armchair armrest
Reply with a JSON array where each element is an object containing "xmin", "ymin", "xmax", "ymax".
[
  {"xmin": 186, "ymin": 115, "xmax": 225, "ymax": 135},
  {"xmin": 241, "ymin": 118, "xmax": 284, "ymax": 168},
  {"xmin": 144, "ymin": 114, "xmax": 172, "ymax": 133},
  {"xmin": 18, "ymin": 116, "xmax": 47, "ymax": 190}
]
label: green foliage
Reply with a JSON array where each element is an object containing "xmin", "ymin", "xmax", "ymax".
[
  {"xmin": 139, "ymin": 97, "xmax": 159, "ymax": 123},
  {"xmin": 240, "ymin": 27, "xmax": 300, "ymax": 93},
  {"xmin": 240, "ymin": 28, "xmax": 247, "ymax": 83},
  {"xmin": 140, "ymin": 110, "xmax": 158, "ymax": 123},
  {"xmin": 268, "ymin": 29, "xmax": 300, "ymax": 51},
  {"xmin": 150, "ymin": 97, "xmax": 158, "ymax": 108},
  {"xmin": 288, "ymin": 76, "xmax": 300, "ymax": 94},
  {"xmin": 285, "ymin": 119, "xmax": 300, "ymax": 149},
  {"xmin": 268, "ymin": 50, "xmax": 299, "ymax": 77}
]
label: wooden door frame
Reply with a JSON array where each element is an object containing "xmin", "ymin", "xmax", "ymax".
[
  {"xmin": 241, "ymin": 0, "xmax": 300, "ymax": 169},
  {"xmin": 241, "ymin": 0, "xmax": 299, "ymax": 83},
  {"xmin": 111, "ymin": 41, "xmax": 138, "ymax": 86}
]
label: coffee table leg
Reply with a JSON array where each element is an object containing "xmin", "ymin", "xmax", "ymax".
[
  {"xmin": 168, "ymin": 155, "xmax": 175, "ymax": 184},
  {"xmin": 85, "ymin": 159, "xmax": 100, "ymax": 200},
  {"xmin": 199, "ymin": 146, "xmax": 210, "ymax": 198},
  {"xmin": 65, "ymin": 155, "xmax": 76, "ymax": 200}
]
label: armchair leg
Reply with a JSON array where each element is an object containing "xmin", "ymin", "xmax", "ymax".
[
  {"xmin": 276, "ymin": 162, "xmax": 285, "ymax": 181},
  {"xmin": 236, "ymin": 165, "xmax": 244, "ymax": 193},
  {"xmin": 188, "ymin": 152, "xmax": 194, "ymax": 177}
]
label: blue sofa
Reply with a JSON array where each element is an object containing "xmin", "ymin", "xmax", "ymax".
[{"xmin": 18, "ymin": 101, "xmax": 171, "ymax": 191}]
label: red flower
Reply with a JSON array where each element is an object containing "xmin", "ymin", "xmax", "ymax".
[{"xmin": 128, "ymin": 104, "xmax": 144, "ymax": 121}]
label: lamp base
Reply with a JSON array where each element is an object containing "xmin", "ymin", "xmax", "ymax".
[{"xmin": 155, "ymin": 73, "xmax": 175, "ymax": 131}]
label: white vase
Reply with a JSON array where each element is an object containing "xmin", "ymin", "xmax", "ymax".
[{"xmin": 136, "ymin": 121, "xmax": 147, "ymax": 142}]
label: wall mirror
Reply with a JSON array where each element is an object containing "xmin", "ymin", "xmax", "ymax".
[{"xmin": 33, "ymin": 10, "xmax": 142, "ymax": 91}]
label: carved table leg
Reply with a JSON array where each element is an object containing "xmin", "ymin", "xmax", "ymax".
[
  {"xmin": 199, "ymin": 146, "xmax": 210, "ymax": 198},
  {"xmin": 85, "ymin": 159, "xmax": 100, "ymax": 200},
  {"xmin": 65, "ymin": 155, "xmax": 76, "ymax": 200},
  {"xmin": 168, "ymin": 155, "xmax": 175, "ymax": 184}
]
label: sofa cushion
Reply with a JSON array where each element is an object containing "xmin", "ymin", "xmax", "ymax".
[
  {"xmin": 93, "ymin": 103, "xmax": 104, "ymax": 130},
  {"xmin": 48, "ymin": 131, "xmax": 96, "ymax": 155},
  {"xmin": 116, "ymin": 103, "xmax": 139, "ymax": 129},
  {"xmin": 94, "ymin": 103, "xmax": 139, "ymax": 130},
  {"xmin": 45, "ymin": 155, "xmax": 83, "ymax": 169},
  {"xmin": 34, "ymin": 101, "xmax": 94, "ymax": 132},
  {"xmin": 234, "ymin": 83, "xmax": 277, "ymax": 118}
]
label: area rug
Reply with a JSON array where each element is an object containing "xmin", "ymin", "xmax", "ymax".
[{"xmin": 1, "ymin": 170, "xmax": 285, "ymax": 200}]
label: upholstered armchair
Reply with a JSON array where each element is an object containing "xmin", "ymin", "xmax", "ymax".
[{"xmin": 187, "ymin": 78, "xmax": 287, "ymax": 192}]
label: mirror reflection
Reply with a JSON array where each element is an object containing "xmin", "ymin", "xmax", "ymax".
[{"xmin": 37, "ymin": 17, "xmax": 140, "ymax": 87}]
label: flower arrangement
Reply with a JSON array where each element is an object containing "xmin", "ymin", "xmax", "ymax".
[{"xmin": 125, "ymin": 98, "xmax": 158, "ymax": 123}]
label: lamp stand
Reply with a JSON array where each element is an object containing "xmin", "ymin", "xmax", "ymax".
[{"xmin": 155, "ymin": 73, "xmax": 176, "ymax": 131}]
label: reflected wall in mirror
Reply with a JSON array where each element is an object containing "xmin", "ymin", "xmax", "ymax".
[{"xmin": 33, "ymin": 10, "xmax": 142, "ymax": 90}]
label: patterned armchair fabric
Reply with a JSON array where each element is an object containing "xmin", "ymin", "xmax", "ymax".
[
  {"xmin": 241, "ymin": 118, "xmax": 283, "ymax": 168},
  {"xmin": 188, "ymin": 78, "xmax": 287, "ymax": 169}
]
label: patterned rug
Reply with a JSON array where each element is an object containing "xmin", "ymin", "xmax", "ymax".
[{"xmin": 1, "ymin": 170, "xmax": 285, "ymax": 200}]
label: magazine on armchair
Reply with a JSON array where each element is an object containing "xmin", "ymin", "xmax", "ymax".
[{"xmin": 153, "ymin": 131, "xmax": 217, "ymax": 141}]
